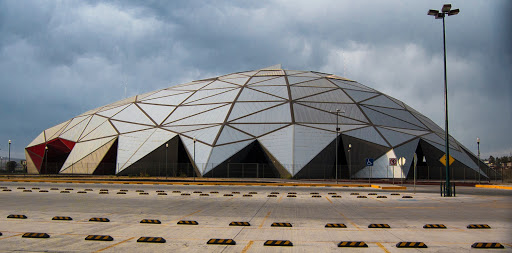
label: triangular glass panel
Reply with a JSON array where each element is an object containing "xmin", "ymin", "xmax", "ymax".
[
  {"xmin": 45, "ymin": 120, "xmax": 71, "ymax": 141},
  {"xmin": 216, "ymin": 125, "xmax": 254, "ymax": 145},
  {"xmin": 285, "ymin": 70, "xmax": 307, "ymax": 75},
  {"xmin": 287, "ymin": 76, "xmax": 319, "ymax": 85},
  {"xmin": 80, "ymin": 121, "xmax": 118, "ymax": 141},
  {"xmin": 289, "ymin": 71, "xmax": 321, "ymax": 78},
  {"xmin": 142, "ymin": 92, "xmax": 193, "ymax": 106},
  {"xmin": 117, "ymin": 129, "xmax": 171, "ymax": 172},
  {"xmin": 141, "ymin": 89, "xmax": 192, "ymax": 101},
  {"xmin": 183, "ymin": 88, "xmax": 236, "ymax": 104},
  {"xmin": 296, "ymin": 102, "xmax": 368, "ymax": 123},
  {"xmin": 421, "ymin": 133, "xmax": 445, "ymax": 145},
  {"xmin": 219, "ymin": 77, "xmax": 250, "ymax": 85},
  {"xmin": 228, "ymin": 102, "xmax": 283, "ymax": 121},
  {"xmin": 219, "ymin": 73, "xmax": 249, "ymax": 79},
  {"xmin": 293, "ymin": 104, "xmax": 364, "ymax": 124},
  {"xmin": 229, "ymin": 123, "xmax": 289, "ymax": 138},
  {"xmin": 79, "ymin": 115, "xmax": 109, "ymax": 140},
  {"xmin": 236, "ymin": 88, "xmax": 285, "ymax": 102},
  {"xmin": 185, "ymin": 88, "xmax": 241, "ymax": 105},
  {"xmin": 300, "ymin": 124, "xmax": 366, "ymax": 133},
  {"xmin": 111, "ymin": 104, "xmax": 155, "ymax": 126},
  {"xmin": 293, "ymin": 78, "xmax": 337, "ymax": 88},
  {"xmin": 171, "ymin": 80, "xmax": 213, "ymax": 90},
  {"xmin": 27, "ymin": 131, "xmax": 46, "ymax": 147},
  {"xmin": 363, "ymin": 105, "xmax": 426, "ymax": 128},
  {"xmin": 205, "ymin": 140, "xmax": 253, "ymax": 174},
  {"xmin": 163, "ymin": 124, "xmax": 219, "ymax": 134},
  {"xmin": 344, "ymin": 89, "xmax": 379, "ymax": 102},
  {"xmin": 169, "ymin": 104, "xmax": 231, "ymax": 125},
  {"xmin": 97, "ymin": 104, "xmax": 130, "ymax": 118},
  {"xmin": 343, "ymin": 126, "xmax": 389, "ymax": 147},
  {"xmin": 136, "ymin": 90, "xmax": 159, "ymax": 101},
  {"xmin": 293, "ymin": 125, "xmax": 335, "ymax": 169},
  {"xmin": 361, "ymin": 107, "xmax": 427, "ymax": 130},
  {"xmin": 203, "ymin": 80, "xmax": 240, "ymax": 89},
  {"xmin": 411, "ymin": 112, "xmax": 445, "ymax": 134},
  {"xmin": 163, "ymin": 104, "xmax": 227, "ymax": 125},
  {"xmin": 180, "ymin": 136, "xmax": 213, "ymax": 174},
  {"xmin": 59, "ymin": 116, "xmax": 92, "ymax": 142},
  {"xmin": 247, "ymin": 76, "xmax": 280, "ymax": 85},
  {"xmin": 290, "ymin": 87, "xmax": 334, "ymax": 100},
  {"xmin": 298, "ymin": 89, "xmax": 353, "ymax": 103},
  {"xmin": 111, "ymin": 120, "xmax": 154, "ymax": 134},
  {"xmin": 62, "ymin": 136, "xmax": 117, "ymax": 169},
  {"xmin": 238, "ymin": 70, "xmax": 259, "ymax": 76},
  {"xmin": 380, "ymin": 126, "xmax": 430, "ymax": 136},
  {"xmin": 361, "ymin": 95, "xmax": 404, "ymax": 109},
  {"xmin": 180, "ymin": 125, "xmax": 222, "ymax": 145},
  {"xmin": 248, "ymin": 76, "xmax": 287, "ymax": 86},
  {"xmin": 250, "ymin": 86, "xmax": 289, "ymax": 99},
  {"xmin": 376, "ymin": 127, "xmax": 417, "ymax": 147},
  {"xmin": 257, "ymin": 125, "xmax": 294, "ymax": 174},
  {"xmin": 330, "ymin": 79, "xmax": 375, "ymax": 92},
  {"xmin": 138, "ymin": 103, "xmax": 175, "ymax": 125},
  {"xmin": 231, "ymin": 103, "xmax": 291, "ymax": 123}
]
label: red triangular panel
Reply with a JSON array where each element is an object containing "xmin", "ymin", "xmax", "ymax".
[
  {"xmin": 59, "ymin": 138, "xmax": 76, "ymax": 151},
  {"xmin": 26, "ymin": 143, "xmax": 46, "ymax": 172}
]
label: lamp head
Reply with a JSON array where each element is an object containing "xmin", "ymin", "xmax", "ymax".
[
  {"xmin": 427, "ymin": 9, "xmax": 439, "ymax": 16},
  {"xmin": 442, "ymin": 4, "xmax": 451, "ymax": 12},
  {"xmin": 477, "ymin": 137, "xmax": 480, "ymax": 143},
  {"xmin": 8, "ymin": 140, "xmax": 11, "ymax": 144},
  {"xmin": 448, "ymin": 9, "xmax": 459, "ymax": 16},
  {"xmin": 348, "ymin": 144, "xmax": 351, "ymax": 148}
]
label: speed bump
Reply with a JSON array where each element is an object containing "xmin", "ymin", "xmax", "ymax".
[
  {"xmin": 23, "ymin": 190, "xmax": 32, "ymax": 192},
  {"xmin": 117, "ymin": 192, "xmax": 126, "ymax": 194},
  {"xmin": 338, "ymin": 241, "xmax": 368, "ymax": 247},
  {"xmin": 368, "ymin": 224, "xmax": 390, "ymax": 228},
  {"xmin": 396, "ymin": 242, "xmax": 427, "ymax": 248},
  {"xmin": 139, "ymin": 192, "xmax": 149, "ymax": 195},
  {"xmin": 60, "ymin": 191, "xmax": 70, "ymax": 193},
  {"xmin": 137, "ymin": 237, "xmax": 166, "ymax": 243},
  {"xmin": 270, "ymin": 192, "xmax": 279, "ymax": 194},
  {"xmin": 423, "ymin": 224, "xmax": 446, "ymax": 229},
  {"xmin": 200, "ymin": 193, "xmax": 209, "ymax": 196},
  {"xmin": 232, "ymin": 191, "xmax": 240, "ymax": 194},
  {"xmin": 287, "ymin": 195, "xmax": 296, "ymax": 197},
  {"xmin": 267, "ymin": 194, "xmax": 277, "ymax": 197},
  {"xmin": 471, "ymin": 242, "xmax": 504, "ymax": 249},
  {"xmin": 207, "ymin": 238, "xmax": 236, "ymax": 245},
  {"xmin": 22, "ymin": 233, "xmax": 50, "ymax": 238},
  {"xmin": 377, "ymin": 196, "xmax": 387, "ymax": 198},
  {"xmin": 156, "ymin": 190, "xmax": 165, "ymax": 193},
  {"xmin": 39, "ymin": 190, "xmax": 48, "ymax": 192},
  {"xmin": 325, "ymin": 223, "xmax": 347, "ymax": 228},
  {"xmin": 17, "ymin": 187, "xmax": 25, "ymax": 189},
  {"xmin": 249, "ymin": 192, "xmax": 257, "ymax": 194},
  {"xmin": 85, "ymin": 189, "xmax": 93, "ymax": 191},
  {"xmin": 89, "ymin": 217, "xmax": 110, "ymax": 222},
  {"xmin": 288, "ymin": 192, "xmax": 297, "ymax": 195},
  {"xmin": 99, "ymin": 191, "xmax": 108, "ymax": 194},
  {"xmin": 32, "ymin": 187, "xmax": 40, "ymax": 190},
  {"xmin": 2, "ymin": 189, "xmax": 11, "ymax": 191},
  {"xmin": 368, "ymin": 193, "xmax": 377, "ymax": 195},
  {"xmin": 467, "ymin": 224, "xmax": 491, "ymax": 229},
  {"xmin": 157, "ymin": 193, "xmax": 167, "ymax": 195},
  {"xmin": 223, "ymin": 194, "xmax": 233, "ymax": 196},
  {"xmin": 332, "ymin": 195, "xmax": 341, "ymax": 198},
  {"xmin": 310, "ymin": 192, "xmax": 319, "ymax": 195},
  {"xmin": 50, "ymin": 188, "xmax": 58, "ymax": 190},
  {"xmin": 312, "ymin": 195, "xmax": 322, "ymax": 198},
  {"xmin": 271, "ymin": 222, "xmax": 292, "ymax": 227},
  {"xmin": 52, "ymin": 216, "xmax": 72, "ymax": 221},
  {"xmin": 193, "ymin": 191, "xmax": 202, "ymax": 193},
  {"xmin": 136, "ymin": 190, "xmax": 144, "ymax": 192},
  {"xmin": 85, "ymin": 235, "xmax": 114, "ymax": 241},
  {"xmin": 119, "ymin": 189, "xmax": 128, "ymax": 192},
  {"xmin": 243, "ymin": 194, "xmax": 252, "ymax": 197},
  {"xmin": 264, "ymin": 240, "xmax": 293, "ymax": 246},
  {"xmin": 210, "ymin": 191, "xmax": 219, "ymax": 194},
  {"xmin": 77, "ymin": 191, "xmax": 87, "ymax": 194},
  {"xmin": 172, "ymin": 190, "xmax": 181, "ymax": 193},
  {"xmin": 178, "ymin": 220, "xmax": 198, "ymax": 225},
  {"xmin": 328, "ymin": 192, "xmax": 337, "ymax": 195},
  {"xmin": 65, "ymin": 188, "xmax": 73, "ymax": 190},
  {"xmin": 0, "ymin": 232, "xmax": 2, "ymax": 236},
  {"xmin": 350, "ymin": 193, "xmax": 359, "ymax": 195},
  {"xmin": 181, "ymin": 193, "xmax": 191, "ymax": 196},
  {"xmin": 100, "ymin": 189, "xmax": 108, "ymax": 191},
  {"xmin": 391, "ymin": 193, "xmax": 400, "ymax": 195},
  {"xmin": 140, "ymin": 219, "xmax": 161, "ymax": 224},
  {"xmin": 7, "ymin": 214, "xmax": 27, "ymax": 219},
  {"xmin": 230, "ymin": 221, "xmax": 250, "ymax": 226},
  {"xmin": 357, "ymin": 195, "xmax": 367, "ymax": 198},
  {"xmin": 402, "ymin": 195, "xmax": 413, "ymax": 198}
]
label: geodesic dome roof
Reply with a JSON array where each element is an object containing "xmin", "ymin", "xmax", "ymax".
[{"xmin": 26, "ymin": 65, "xmax": 480, "ymax": 177}]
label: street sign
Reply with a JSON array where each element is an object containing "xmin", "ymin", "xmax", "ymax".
[
  {"xmin": 365, "ymin": 158, "xmax": 374, "ymax": 166},
  {"xmin": 439, "ymin": 154, "xmax": 454, "ymax": 166},
  {"xmin": 389, "ymin": 158, "xmax": 397, "ymax": 166},
  {"xmin": 398, "ymin": 157, "xmax": 406, "ymax": 166}
]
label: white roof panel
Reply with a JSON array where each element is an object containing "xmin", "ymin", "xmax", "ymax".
[
  {"xmin": 232, "ymin": 103, "xmax": 291, "ymax": 123},
  {"xmin": 111, "ymin": 104, "xmax": 155, "ymax": 126},
  {"xmin": 343, "ymin": 126, "xmax": 389, "ymax": 147},
  {"xmin": 216, "ymin": 125, "xmax": 254, "ymax": 145}
]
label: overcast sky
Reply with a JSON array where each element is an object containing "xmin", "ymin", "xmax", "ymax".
[{"xmin": 1, "ymin": 0, "xmax": 510, "ymax": 160}]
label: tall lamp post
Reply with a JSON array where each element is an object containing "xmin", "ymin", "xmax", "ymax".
[
  {"xmin": 477, "ymin": 137, "xmax": 480, "ymax": 183},
  {"xmin": 165, "ymin": 143, "xmax": 168, "ymax": 179},
  {"xmin": 8, "ymin": 140, "xmax": 11, "ymax": 162},
  {"xmin": 193, "ymin": 138, "xmax": 196, "ymax": 182},
  {"xmin": 45, "ymin": 146, "xmax": 48, "ymax": 174},
  {"xmin": 333, "ymin": 109, "xmax": 344, "ymax": 184},
  {"xmin": 348, "ymin": 144, "xmax": 352, "ymax": 180},
  {"xmin": 428, "ymin": 4, "xmax": 459, "ymax": 197}
]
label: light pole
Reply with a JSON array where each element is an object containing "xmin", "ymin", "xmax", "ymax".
[
  {"xmin": 165, "ymin": 143, "xmax": 168, "ymax": 179},
  {"xmin": 333, "ymin": 109, "xmax": 344, "ymax": 184},
  {"xmin": 193, "ymin": 138, "xmax": 196, "ymax": 182},
  {"xmin": 45, "ymin": 146, "xmax": 48, "ymax": 174},
  {"xmin": 477, "ymin": 137, "xmax": 480, "ymax": 183},
  {"xmin": 348, "ymin": 144, "xmax": 352, "ymax": 180},
  {"xmin": 428, "ymin": 4, "xmax": 459, "ymax": 197},
  {"xmin": 8, "ymin": 140, "xmax": 11, "ymax": 162}
]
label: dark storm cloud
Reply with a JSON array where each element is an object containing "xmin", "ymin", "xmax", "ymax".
[{"xmin": 0, "ymin": 0, "xmax": 510, "ymax": 159}]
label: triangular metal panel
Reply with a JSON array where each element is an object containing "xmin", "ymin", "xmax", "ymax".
[
  {"xmin": 203, "ymin": 80, "xmax": 240, "ymax": 89},
  {"xmin": 361, "ymin": 95, "xmax": 404, "ymax": 109},
  {"xmin": 247, "ymin": 76, "xmax": 280, "ymax": 85},
  {"xmin": 250, "ymin": 85, "xmax": 289, "ymax": 99},
  {"xmin": 361, "ymin": 107, "xmax": 427, "ymax": 130},
  {"xmin": 138, "ymin": 104, "xmax": 175, "ymax": 125},
  {"xmin": 411, "ymin": 112, "xmax": 445, "ymax": 134},
  {"xmin": 330, "ymin": 79, "xmax": 375, "ymax": 91},
  {"xmin": 60, "ymin": 137, "xmax": 116, "ymax": 174},
  {"xmin": 364, "ymin": 105, "xmax": 426, "ymax": 128},
  {"xmin": 231, "ymin": 103, "xmax": 291, "ymax": 123},
  {"xmin": 162, "ymin": 124, "xmax": 219, "ymax": 134},
  {"xmin": 380, "ymin": 126, "xmax": 430, "ymax": 137},
  {"xmin": 136, "ymin": 90, "xmax": 160, "ymax": 101},
  {"xmin": 298, "ymin": 89, "xmax": 353, "ymax": 103},
  {"xmin": 185, "ymin": 88, "xmax": 240, "ymax": 105},
  {"xmin": 216, "ymin": 126, "xmax": 254, "ymax": 145},
  {"xmin": 248, "ymin": 76, "xmax": 287, "ymax": 86},
  {"xmin": 100, "ymin": 96, "xmax": 137, "ymax": 111},
  {"xmin": 376, "ymin": 127, "xmax": 417, "ymax": 147},
  {"xmin": 229, "ymin": 123, "xmax": 289, "ymax": 138},
  {"xmin": 163, "ymin": 104, "xmax": 226, "ymax": 125},
  {"xmin": 181, "ymin": 136, "xmax": 213, "ymax": 174},
  {"xmin": 300, "ymin": 124, "xmax": 367, "ymax": 133},
  {"xmin": 169, "ymin": 104, "xmax": 231, "ymax": 125},
  {"xmin": 27, "ymin": 131, "xmax": 46, "ymax": 147},
  {"xmin": 228, "ymin": 102, "xmax": 283, "ymax": 121},
  {"xmin": 393, "ymin": 139, "xmax": 421, "ymax": 177},
  {"xmin": 293, "ymin": 78, "xmax": 338, "ymax": 88},
  {"xmin": 111, "ymin": 104, "xmax": 154, "ymax": 125},
  {"xmin": 220, "ymin": 77, "xmax": 250, "ymax": 85},
  {"xmin": 79, "ymin": 115, "xmax": 109, "ymax": 140},
  {"xmin": 181, "ymin": 88, "xmax": 232, "ymax": 104},
  {"xmin": 293, "ymin": 125, "xmax": 336, "ymax": 172},
  {"xmin": 171, "ymin": 80, "xmax": 213, "ymax": 91},
  {"xmin": 343, "ymin": 126, "xmax": 389, "ymax": 147},
  {"xmin": 293, "ymin": 104, "xmax": 364, "ymax": 124},
  {"xmin": 111, "ymin": 120, "xmax": 153, "ymax": 134},
  {"xmin": 80, "ymin": 121, "xmax": 118, "ymax": 141},
  {"xmin": 260, "ymin": 64, "xmax": 282, "ymax": 70},
  {"xmin": 289, "ymin": 71, "xmax": 321, "ymax": 78},
  {"xmin": 181, "ymin": 125, "xmax": 222, "ymax": 145},
  {"xmin": 421, "ymin": 133, "xmax": 445, "ymax": 146},
  {"xmin": 344, "ymin": 89, "xmax": 379, "ymax": 102},
  {"xmin": 45, "ymin": 120, "xmax": 71, "ymax": 141},
  {"xmin": 236, "ymin": 88, "xmax": 285, "ymax": 101},
  {"xmin": 290, "ymin": 87, "xmax": 334, "ymax": 100},
  {"xmin": 354, "ymin": 149, "xmax": 394, "ymax": 178},
  {"xmin": 285, "ymin": 70, "xmax": 308, "ymax": 75},
  {"xmin": 296, "ymin": 102, "xmax": 369, "ymax": 123},
  {"xmin": 204, "ymin": 140, "xmax": 253, "ymax": 174},
  {"xmin": 257, "ymin": 125, "xmax": 294, "ymax": 175},
  {"xmin": 59, "ymin": 116, "xmax": 92, "ymax": 142},
  {"xmin": 287, "ymin": 76, "xmax": 319, "ymax": 85},
  {"xmin": 220, "ymin": 73, "xmax": 249, "ymax": 79},
  {"xmin": 61, "ymin": 136, "xmax": 116, "ymax": 171},
  {"xmin": 239, "ymin": 70, "xmax": 259, "ymax": 76},
  {"xmin": 142, "ymin": 91, "xmax": 193, "ymax": 105},
  {"xmin": 97, "ymin": 104, "xmax": 130, "ymax": 118},
  {"xmin": 140, "ymin": 89, "xmax": 190, "ymax": 101}
]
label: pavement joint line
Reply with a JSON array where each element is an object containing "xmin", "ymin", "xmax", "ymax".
[
  {"xmin": 277, "ymin": 194, "xmax": 285, "ymax": 203},
  {"xmin": 258, "ymin": 211, "xmax": 271, "ymax": 229},
  {"xmin": 326, "ymin": 198, "xmax": 361, "ymax": 230},
  {"xmin": 375, "ymin": 242, "xmax": 391, "ymax": 253},
  {"xmin": 0, "ymin": 233, "xmax": 23, "ymax": 240},
  {"xmin": 241, "ymin": 240, "xmax": 254, "ymax": 253},
  {"xmin": 325, "ymin": 196, "xmax": 333, "ymax": 204},
  {"xmin": 172, "ymin": 209, "xmax": 201, "ymax": 223},
  {"xmin": 94, "ymin": 237, "xmax": 135, "ymax": 252}
]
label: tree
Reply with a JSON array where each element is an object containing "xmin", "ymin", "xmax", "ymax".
[
  {"xmin": 489, "ymin": 156, "xmax": 495, "ymax": 164},
  {"xmin": 6, "ymin": 161, "xmax": 17, "ymax": 173}
]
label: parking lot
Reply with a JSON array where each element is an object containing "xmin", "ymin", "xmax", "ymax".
[{"xmin": 0, "ymin": 179, "xmax": 511, "ymax": 252}]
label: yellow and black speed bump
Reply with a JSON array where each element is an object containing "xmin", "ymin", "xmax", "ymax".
[
  {"xmin": 60, "ymin": 191, "xmax": 70, "ymax": 193},
  {"xmin": 423, "ymin": 224, "xmax": 446, "ymax": 229},
  {"xmin": 357, "ymin": 195, "xmax": 367, "ymax": 198},
  {"xmin": 200, "ymin": 193, "xmax": 209, "ymax": 196},
  {"xmin": 119, "ymin": 189, "xmax": 128, "ymax": 192},
  {"xmin": 287, "ymin": 195, "xmax": 296, "ymax": 197},
  {"xmin": 467, "ymin": 224, "xmax": 491, "ymax": 229},
  {"xmin": 85, "ymin": 235, "xmax": 114, "ymax": 241},
  {"xmin": 328, "ymin": 192, "xmax": 337, "ymax": 195},
  {"xmin": 207, "ymin": 238, "xmax": 236, "ymax": 245},
  {"xmin": 264, "ymin": 240, "xmax": 293, "ymax": 246},
  {"xmin": 65, "ymin": 188, "xmax": 73, "ymax": 190},
  {"xmin": 156, "ymin": 190, "xmax": 165, "ymax": 193},
  {"xmin": 270, "ymin": 192, "xmax": 279, "ymax": 194},
  {"xmin": 271, "ymin": 222, "xmax": 292, "ymax": 227},
  {"xmin": 230, "ymin": 221, "xmax": 250, "ymax": 226},
  {"xmin": 223, "ymin": 194, "xmax": 233, "ymax": 196},
  {"xmin": 22, "ymin": 233, "xmax": 50, "ymax": 238},
  {"xmin": 177, "ymin": 220, "xmax": 198, "ymax": 225},
  {"xmin": 310, "ymin": 192, "xmax": 319, "ymax": 195},
  {"xmin": 85, "ymin": 189, "xmax": 93, "ymax": 191},
  {"xmin": 100, "ymin": 189, "xmax": 108, "ymax": 191},
  {"xmin": 77, "ymin": 191, "xmax": 87, "ymax": 194},
  {"xmin": 137, "ymin": 237, "xmax": 166, "ymax": 243},
  {"xmin": 249, "ymin": 192, "xmax": 257, "ymax": 194},
  {"xmin": 377, "ymin": 196, "xmax": 387, "ymax": 198},
  {"xmin": 2, "ymin": 189, "xmax": 12, "ymax": 191},
  {"xmin": 193, "ymin": 191, "xmax": 202, "ymax": 193},
  {"xmin": 99, "ymin": 191, "xmax": 108, "ymax": 194},
  {"xmin": 350, "ymin": 193, "xmax": 359, "ymax": 195},
  {"xmin": 267, "ymin": 194, "xmax": 277, "ymax": 197},
  {"xmin": 391, "ymin": 193, "xmax": 400, "ymax": 195},
  {"xmin": 136, "ymin": 190, "xmax": 144, "ymax": 192},
  {"xmin": 312, "ymin": 195, "xmax": 322, "ymax": 198},
  {"xmin": 23, "ymin": 190, "xmax": 32, "ymax": 192},
  {"xmin": 32, "ymin": 187, "xmax": 40, "ymax": 190},
  {"xmin": 181, "ymin": 193, "xmax": 191, "ymax": 196},
  {"xmin": 288, "ymin": 192, "xmax": 297, "ymax": 195},
  {"xmin": 158, "ymin": 193, "xmax": 167, "ymax": 195},
  {"xmin": 471, "ymin": 242, "xmax": 504, "ymax": 249},
  {"xmin": 139, "ymin": 192, "xmax": 149, "ymax": 195},
  {"xmin": 402, "ymin": 195, "xmax": 413, "ymax": 198},
  {"xmin": 17, "ymin": 187, "xmax": 25, "ymax": 189},
  {"xmin": 368, "ymin": 193, "xmax": 377, "ymax": 195},
  {"xmin": 325, "ymin": 223, "xmax": 347, "ymax": 228},
  {"xmin": 0, "ymin": 232, "xmax": 2, "ymax": 236},
  {"xmin": 368, "ymin": 224, "xmax": 390, "ymax": 228},
  {"xmin": 7, "ymin": 214, "xmax": 27, "ymax": 219},
  {"xmin": 52, "ymin": 216, "xmax": 72, "ymax": 221},
  {"xmin": 232, "ymin": 191, "xmax": 240, "ymax": 194},
  {"xmin": 117, "ymin": 192, "xmax": 126, "ymax": 194},
  {"xmin": 396, "ymin": 242, "xmax": 427, "ymax": 248},
  {"xmin": 338, "ymin": 241, "xmax": 368, "ymax": 247},
  {"xmin": 332, "ymin": 195, "xmax": 341, "ymax": 198},
  {"xmin": 140, "ymin": 219, "xmax": 161, "ymax": 224},
  {"xmin": 210, "ymin": 191, "xmax": 219, "ymax": 194},
  {"xmin": 39, "ymin": 190, "xmax": 49, "ymax": 192},
  {"xmin": 172, "ymin": 190, "xmax": 181, "ymax": 193},
  {"xmin": 243, "ymin": 194, "xmax": 252, "ymax": 197},
  {"xmin": 90, "ymin": 217, "xmax": 110, "ymax": 222},
  {"xmin": 50, "ymin": 188, "xmax": 58, "ymax": 190}
]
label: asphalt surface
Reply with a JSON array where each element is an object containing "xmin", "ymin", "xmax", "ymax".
[{"xmin": 0, "ymin": 180, "xmax": 511, "ymax": 252}]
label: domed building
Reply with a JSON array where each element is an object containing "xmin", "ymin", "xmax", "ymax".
[{"xmin": 25, "ymin": 65, "xmax": 486, "ymax": 179}]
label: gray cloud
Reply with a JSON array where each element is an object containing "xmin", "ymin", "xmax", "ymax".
[{"xmin": 0, "ymin": 0, "xmax": 510, "ymax": 159}]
